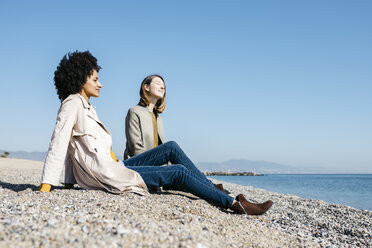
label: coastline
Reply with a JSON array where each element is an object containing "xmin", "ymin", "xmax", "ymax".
[
  {"xmin": 203, "ymin": 171, "xmax": 263, "ymax": 176},
  {"xmin": 209, "ymin": 174, "xmax": 372, "ymax": 211},
  {"xmin": 1, "ymin": 158, "xmax": 371, "ymax": 247}
]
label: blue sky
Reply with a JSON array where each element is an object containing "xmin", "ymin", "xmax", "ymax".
[{"xmin": 0, "ymin": 1, "xmax": 371, "ymax": 173}]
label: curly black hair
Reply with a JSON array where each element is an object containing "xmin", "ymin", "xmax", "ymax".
[{"xmin": 54, "ymin": 51, "xmax": 101, "ymax": 101}]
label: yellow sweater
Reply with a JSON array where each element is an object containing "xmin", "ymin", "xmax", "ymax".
[{"xmin": 152, "ymin": 112, "xmax": 159, "ymax": 147}]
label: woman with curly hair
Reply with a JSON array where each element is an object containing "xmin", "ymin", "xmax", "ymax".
[{"xmin": 39, "ymin": 50, "xmax": 273, "ymax": 216}]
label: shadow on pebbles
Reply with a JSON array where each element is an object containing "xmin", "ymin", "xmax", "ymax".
[{"xmin": 0, "ymin": 165, "xmax": 371, "ymax": 247}]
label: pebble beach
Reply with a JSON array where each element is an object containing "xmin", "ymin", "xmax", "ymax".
[{"xmin": 0, "ymin": 158, "xmax": 371, "ymax": 248}]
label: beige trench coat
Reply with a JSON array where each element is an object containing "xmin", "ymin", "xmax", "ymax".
[
  {"xmin": 124, "ymin": 105, "xmax": 164, "ymax": 159},
  {"xmin": 40, "ymin": 94, "xmax": 148, "ymax": 195}
]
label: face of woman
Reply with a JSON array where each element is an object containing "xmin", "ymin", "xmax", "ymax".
[
  {"xmin": 145, "ymin": 77, "xmax": 165, "ymax": 100},
  {"xmin": 80, "ymin": 70, "xmax": 102, "ymax": 101}
]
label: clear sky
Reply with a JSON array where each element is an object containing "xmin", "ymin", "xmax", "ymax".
[{"xmin": 0, "ymin": 1, "xmax": 371, "ymax": 173}]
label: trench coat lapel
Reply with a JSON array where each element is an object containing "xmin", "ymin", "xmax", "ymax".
[
  {"xmin": 87, "ymin": 111, "xmax": 111, "ymax": 135},
  {"xmin": 78, "ymin": 94, "xmax": 111, "ymax": 135}
]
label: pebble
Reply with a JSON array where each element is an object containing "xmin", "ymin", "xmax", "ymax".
[
  {"xmin": 47, "ymin": 218, "xmax": 58, "ymax": 226},
  {"xmin": 0, "ymin": 161, "xmax": 371, "ymax": 247},
  {"xmin": 77, "ymin": 217, "xmax": 86, "ymax": 224}
]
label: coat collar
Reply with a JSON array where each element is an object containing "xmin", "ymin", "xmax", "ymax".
[
  {"xmin": 63, "ymin": 93, "xmax": 91, "ymax": 109},
  {"xmin": 77, "ymin": 93, "xmax": 91, "ymax": 109},
  {"xmin": 78, "ymin": 94, "xmax": 111, "ymax": 135},
  {"xmin": 137, "ymin": 104, "xmax": 156, "ymax": 114},
  {"xmin": 64, "ymin": 93, "xmax": 111, "ymax": 135}
]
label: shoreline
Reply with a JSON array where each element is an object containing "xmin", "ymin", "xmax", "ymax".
[
  {"xmin": 1, "ymin": 158, "xmax": 371, "ymax": 247},
  {"xmin": 203, "ymin": 171, "xmax": 263, "ymax": 176},
  {"xmin": 209, "ymin": 174, "xmax": 372, "ymax": 211}
]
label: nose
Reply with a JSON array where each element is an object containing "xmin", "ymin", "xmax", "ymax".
[{"xmin": 97, "ymin": 81, "xmax": 102, "ymax": 88}]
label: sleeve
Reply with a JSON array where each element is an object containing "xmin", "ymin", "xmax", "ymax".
[
  {"xmin": 125, "ymin": 109, "xmax": 146, "ymax": 156},
  {"xmin": 64, "ymin": 153, "xmax": 77, "ymax": 184},
  {"xmin": 40, "ymin": 99, "xmax": 78, "ymax": 185}
]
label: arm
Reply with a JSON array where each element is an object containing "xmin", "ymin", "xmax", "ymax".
[
  {"xmin": 40, "ymin": 98, "xmax": 78, "ymax": 191},
  {"xmin": 64, "ymin": 152, "xmax": 77, "ymax": 186},
  {"xmin": 42, "ymin": 149, "xmax": 76, "ymax": 192},
  {"xmin": 125, "ymin": 109, "xmax": 146, "ymax": 156},
  {"xmin": 40, "ymin": 163, "xmax": 74, "ymax": 193}
]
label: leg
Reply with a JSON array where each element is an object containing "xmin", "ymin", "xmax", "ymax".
[
  {"xmin": 127, "ymin": 164, "xmax": 234, "ymax": 209},
  {"xmin": 125, "ymin": 141, "xmax": 212, "ymax": 185}
]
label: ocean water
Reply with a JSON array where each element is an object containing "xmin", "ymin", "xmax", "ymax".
[{"xmin": 209, "ymin": 174, "xmax": 372, "ymax": 211}]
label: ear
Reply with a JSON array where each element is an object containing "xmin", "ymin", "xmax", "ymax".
[{"xmin": 144, "ymin": 84, "xmax": 150, "ymax": 92}]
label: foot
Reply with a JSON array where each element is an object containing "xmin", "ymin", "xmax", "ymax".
[
  {"xmin": 231, "ymin": 194, "xmax": 273, "ymax": 215},
  {"xmin": 214, "ymin": 183, "xmax": 231, "ymax": 194}
]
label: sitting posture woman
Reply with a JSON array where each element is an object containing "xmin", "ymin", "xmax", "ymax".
[
  {"xmin": 39, "ymin": 50, "xmax": 273, "ymax": 216},
  {"xmin": 124, "ymin": 74, "xmax": 230, "ymax": 193},
  {"xmin": 124, "ymin": 74, "xmax": 166, "ymax": 159}
]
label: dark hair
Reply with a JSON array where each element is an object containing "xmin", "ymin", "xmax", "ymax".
[
  {"xmin": 54, "ymin": 51, "xmax": 101, "ymax": 101},
  {"xmin": 139, "ymin": 74, "xmax": 166, "ymax": 114}
]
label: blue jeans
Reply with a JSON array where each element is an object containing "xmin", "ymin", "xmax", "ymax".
[{"xmin": 124, "ymin": 141, "xmax": 234, "ymax": 209}]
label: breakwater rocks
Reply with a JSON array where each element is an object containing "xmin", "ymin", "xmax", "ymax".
[
  {"xmin": 0, "ymin": 158, "xmax": 371, "ymax": 247},
  {"xmin": 203, "ymin": 171, "xmax": 263, "ymax": 176}
]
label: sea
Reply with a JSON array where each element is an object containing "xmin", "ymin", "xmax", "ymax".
[{"xmin": 209, "ymin": 174, "xmax": 372, "ymax": 211}]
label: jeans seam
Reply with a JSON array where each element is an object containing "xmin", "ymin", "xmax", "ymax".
[
  {"xmin": 124, "ymin": 142, "xmax": 234, "ymax": 208},
  {"xmin": 178, "ymin": 167, "xmax": 234, "ymax": 208},
  {"xmin": 125, "ymin": 150, "xmax": 171, "ymax": 167},
  {"xmin": 173, "ymin": 152, "xmax": 204, "ymax": 180}
]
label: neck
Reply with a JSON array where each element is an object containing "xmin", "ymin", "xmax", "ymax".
[
  {"xmin": 147, "ymin": 97, "xmax": 158, "ymax": 112},
  {"xmin": 79, "ymin": 91, "xmax": 90, "ymax": 103},
  {"xmin": 147, "ymin": 102, "xmax": 155, "ymax": 112}
]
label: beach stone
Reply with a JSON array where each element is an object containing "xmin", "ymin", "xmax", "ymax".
[
  {"xmin": 77, "ymin": 216, "xmax": 86, "ymax": 224},
  {"xmin": 47, "ymin": 218, "xmax": 58, "ymax": 226},
  {"xmin": 0, "ymin": 158, "xmax": 371, "ymax": 247}
]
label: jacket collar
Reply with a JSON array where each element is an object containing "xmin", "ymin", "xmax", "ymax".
[
  {"xmin": 63, "ymin": 94, "xmax": 111, "ymax": 135},
  {"xmin": 77, "ymin": 93, "xmax": 91, "ymax": 109},
  {"xmin": 63, "ymin": 93, "xmax": 91, "ymax": 109},
  {"xmin": 137, "ymin": 104, "xmax": 155, "ymax": 114},
  {"xmin": 77, "ymin": 94, "xmax": 111, "ymax": 135}
]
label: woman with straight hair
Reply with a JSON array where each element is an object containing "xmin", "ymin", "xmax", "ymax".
[
  {"xmin": 39, "ymin": 50, "xmax": 273, "ymax": 217},
  {"xmin": 124, "ymin": 74, "xmax": 166, "ymax": 160},
  {"xmin": 124, "ymin": 74, "xmax": 230, "ymax": 194}
]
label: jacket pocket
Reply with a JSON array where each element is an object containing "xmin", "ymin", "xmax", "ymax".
[{"xmin": 72, "ymin": 130, "xmax": 99, "ymax": 155}]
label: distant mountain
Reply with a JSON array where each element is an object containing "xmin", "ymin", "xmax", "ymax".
[
  {"xmin": 0, "ymin": 150, "xmax": 332, "ymax": 173},
  {"xmin": 0, "ymin": 150, "xmax": 47, "ymax": 161},
  {"xmin": 197, "ymin": 159, "xmax": 317, "ymax": 174}
]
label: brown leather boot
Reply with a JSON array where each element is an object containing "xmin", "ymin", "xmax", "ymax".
[
  {"xmin": 214, "ymin": 184, "xmax": 231, "ymax": 194},
  {"xmin": 231, "ymin": 194, "xmax": 273, "ymax": 215}
]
